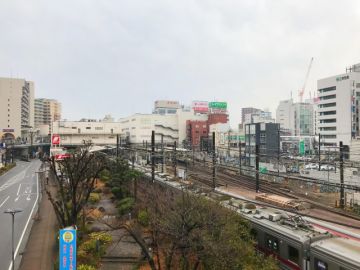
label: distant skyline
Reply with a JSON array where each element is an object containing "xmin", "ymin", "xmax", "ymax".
[{"xmin": 1, "ymin": 0, "xmax": 360, "ymax": 127}]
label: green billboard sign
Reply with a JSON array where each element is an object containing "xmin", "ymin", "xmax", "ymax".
[
  {"xmin": 209, "ymin": 102, "xmax": 227, "ymax": 109},
  {"xmin": 299, "ymin": 140, "xmax": 305, "ymax": 156}
]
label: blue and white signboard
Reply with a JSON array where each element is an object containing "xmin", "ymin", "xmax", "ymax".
[{"xmin": 59, "ymin": 228, "xmax": 77, "ymax": 270}]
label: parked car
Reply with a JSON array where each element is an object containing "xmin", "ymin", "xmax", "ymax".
[
  {"xmin": 287, "ymin": 166, "xmax": 299, "ymax": 174},
  {"xmin": 320, "ymin": 164, "xmax": 335, "ymax": 171}
]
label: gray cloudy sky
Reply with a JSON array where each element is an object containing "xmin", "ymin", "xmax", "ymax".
[{"xmin": 1, "ymin": 0, "xmax": 360, "ymax": 127}]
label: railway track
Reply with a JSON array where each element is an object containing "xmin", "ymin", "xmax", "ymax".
[{"xmin": 183, "ymin": 160, "xmax": 360, "ymax": 224}]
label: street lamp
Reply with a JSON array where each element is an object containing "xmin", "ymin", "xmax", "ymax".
[{"xmin": 4, "ymin": 208, "xmax": 23, "ymax": 270}]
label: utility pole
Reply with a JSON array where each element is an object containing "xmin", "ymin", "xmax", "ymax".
[
  {"xmin": 145, "ymin": 140, "xmax": 148, "ymax": 164},
  {"xmin": 227, "ymin": 130, "xmax": 230, "ymax": 159},
  {"xmin": 192, "ymin": 147, "xmax": 195, "ymax": 166},
  {"xmin": 255, "ymin": 144, "xmax": 260, "ymax": 193},
  {"xmin": 116, "ymin": 134, "xmax": 119, "ymax": 158},
  {"xmin": 340, "ymin": 141, "xmax": 345, "ymax": 209},
  {"xmin": 277, "ymin": 127, "xmax": 280, "ymax": 176},
  {"xmin": 212, "ymin": 132, "xmax": 216, "ymax": 190},
  {"xmin": 161, "ymin": 134, "xmax": 164, "ymax": 173},
  {"xmin": 318, "ymin": 133, "xmax": 321, "ymax": 171},
  {"xmin": 239, "ymin": 138, "xmax": 242, "ymax": 175},
  {"xmin": 173, "ymin": 141, "xmax": 177, "ymax": 178},
  {"xmin": 151, "ymin": 131, "xmax": 155, "ymax": 183}
]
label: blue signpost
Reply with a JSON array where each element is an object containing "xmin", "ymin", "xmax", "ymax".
[{"xmin": 59, "ymin": 228, "xmax": 77, "ymax": 270}]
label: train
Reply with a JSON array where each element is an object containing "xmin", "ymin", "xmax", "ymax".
[
  {"xmin": 134, "ymin": 162, "xmax": 360, "ymax": 270},
  {"xmin": 230, "ymin": 203, "xmax": 360, "ymax": 270}
]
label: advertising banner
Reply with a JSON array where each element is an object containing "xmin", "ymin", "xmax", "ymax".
[
  {"xmin": 209, "ymin": 102, "xmax": 227, "ymax": 109},
  {"xmin": 52, "ymin": 134, "xmax": 61, "ymax": 145},
  {"xmin": 192, "ymin": 101, "xmax": 209, "ymax": 113},
  {"xmin": 59, "ymin": 228, "xmax": 77, "ymax": 270}
]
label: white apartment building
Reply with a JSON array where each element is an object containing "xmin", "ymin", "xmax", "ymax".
[
  {"xmin": 276, "ymin": 99, "xmax": 314, "ymax": 136},
  {"xmin": 317, "ymin": 63, "xmax": 360, "ymax": 146},
  {"xmin": 35, "ymin": 98, "xmax": 61, "ymax": 135},
  {"xmin": 0, "ymin": 77, "xmax": 34, "ymax": 140}
]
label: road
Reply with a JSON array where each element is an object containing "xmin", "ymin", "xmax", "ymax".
[{"xmin": 0, "ymin": 160, "xmax": 41, "ymax": 270}]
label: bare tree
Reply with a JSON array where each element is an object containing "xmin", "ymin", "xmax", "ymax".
[{"xmin": 46, "ymin": 142, "xmax": 107, "ymax": 228}]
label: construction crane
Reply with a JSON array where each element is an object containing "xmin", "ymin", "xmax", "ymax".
[{"xmin": 299, "ymin": 57, "xmax": 314, "ymax": 103}]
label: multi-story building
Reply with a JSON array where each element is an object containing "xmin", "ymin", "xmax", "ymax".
[
  {"xmin": 0, "ymin": 77, "xmax": 34, "ymax": 141},
  {"xmin": 245, "ymin": 123, "xmax": 280, "ymax": 166},
  {"xmin": 153, "ymin": 100, "xmax": 181, "ymax": 115},
  {"xmin": 186, "ymin": 120, "xmax": 208, "ymax": 147},
  {"xmin": 241, "ymin": 107, "xmax": 261, "ymax": 123},
  {"xmin": 35, "ymin": 98, "xmax": 61, "ymax": 135},
  {"xmin": 52, "ymin": 119, "xmax": 121, "ymax": 146},
  {"xmin": 317, "ymin": 63, "xmax": 360, "ymax": 146},
  {"xmin": 276, "ymin": 99, "xmax": 314, "ymax": 136},
  {"xmin": 244, "ymin": 110, "xmax": 275, "ymax": 124}
]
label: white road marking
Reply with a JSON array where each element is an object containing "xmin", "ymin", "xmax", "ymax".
[
  {"xmin": 8, "ymin": 172, "xmax": 39, "ymax": 270},
  {"xmin": 16, "ymin": 184, "xmax": 22, "ymax": 196},
  {"xmin": 0, "ymin": 196, "xmax": 10, "ymax": 208}
]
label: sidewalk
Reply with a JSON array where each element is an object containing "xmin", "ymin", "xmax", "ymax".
[{"xmin": 19, "ymin": 183, "xmax": 58, "ymax": 270}]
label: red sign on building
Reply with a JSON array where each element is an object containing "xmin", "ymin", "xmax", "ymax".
[{"xmin": 52, "ymin": 134, "xmax": 60, "ymax": 145}]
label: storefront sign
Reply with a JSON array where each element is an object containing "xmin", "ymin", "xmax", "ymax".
[{"xmin": 52, "ymin": 134, "xmax": 61, "ymax": 145}]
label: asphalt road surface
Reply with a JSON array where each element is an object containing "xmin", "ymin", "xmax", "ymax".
[{"xmin": 0, "ymin": 160, "xmax": 41, "ymax": 270}]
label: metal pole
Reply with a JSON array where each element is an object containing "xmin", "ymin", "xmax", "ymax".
[
  {"xmin": 161, "ymin": 134, "xmax": 164, "ymax": 173},
  {"xmin": 227, "ymin": 130, "xmax": 230, "ymax": 159},
  {"xmin": 116, "ymin": 134, "xmax": 119, "ymax": 158},
  {"xmin": 255, "ymin": 144, "xmax": 259, "ymax": 193},
  {"xmin": 11, "ymin": 213, "xmax": 14, "ymax": 270},
  {"xmin": 173, "ymin": 141, "xmax": 177, "ymax": 178},
  {"xmin": 277, "ymin": 127, "xmax": 280, "ymax": 176},
  {"xmin": 340, "ymin": 141, "xmax": 345, "ymax": 209},
  {"xmin": 318, "ymin": 133, "xmax": 321, "ymax": 171},
  {"xmin": 145, "ymin": 141, "xmax": 148, "ymax": 164},
  {"xmin": 192, "ymin": 147, "xmax": 195, "ymax": 166},
  {"xmin": 239, "ymin": 138, "xmax": 242, "ymax": 175},
  {"xmin": 151, "ymin": 131, "xmax": 155, "ymax": 183},
  {"xmin": 212, "ymin": 132, "xmax": 216, "ymax": 190}
]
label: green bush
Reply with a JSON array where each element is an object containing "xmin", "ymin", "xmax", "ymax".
[
  {"xmin": 117, "ymin": 197, "xmax": 135, "ymax": 216},
  {"xmin": 111, "ymin": 187, "xmax": 124, "ymax": 199},
  {"xmin": 137, "ymin": 209, "xmax": 149, "ymax": 227},
  {"xmin": 78, "ymin": 264, "xmax": 96, "ymax": 270},
  {"xmin": 89, "ymin": 193, "xmax": 100, "ymax": 204},
  {"xmin": 89, "ymin": 232, "xmax": 112, "ymax": 244}
]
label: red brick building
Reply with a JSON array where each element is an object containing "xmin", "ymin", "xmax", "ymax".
[
  {"xmin": 186, "ymin": 120, "xmax": 208, "ymax": 147},
  {"xmin": 208, "ymin": 113, "xmax": 228, "ymax": 125}
]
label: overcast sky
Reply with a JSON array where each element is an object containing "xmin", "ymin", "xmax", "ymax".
[{"xmin": 1, "ymin": 0, "xmax": 360, "ymax": 127}]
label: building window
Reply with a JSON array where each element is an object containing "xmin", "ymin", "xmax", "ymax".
[
  {"xmin": 288, "ymin": 246, "xmax": 299, "ymax": 265},
  {"xmin": 320, "ymin": 127, "xmax": 336, "ymax": 131},
  {"xmin": 321, "ymin": 135, "xmax": 336, "ymax": 139},
  {"xmin": 86, "ymin": 127, "xmax": 91, "ymax": 129},
  {"xmin": 95, "ymin": 127, "xmax": 103, "ymax": 130},
  {"xmin": 319, "ymin": 111, "xmax": 336, "ymax": 116},
  {"xmin": 319, "ymin": 102, "xmax": 336, "ymax": 108},
  {"xmin": 320, "ymin": 119, "xmax": 336, "ymax": 124},
  {"xmin": 318, "ymin": 86, "xmax": 336, "ymax": 93},
  {"xmin": 320, "ymin": 94, "xmax": 336, "ymax": 100}
]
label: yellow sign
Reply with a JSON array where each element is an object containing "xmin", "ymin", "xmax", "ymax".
[{"xmin": 62, "ymin": 231, "xmax": 74, "ymax": 243}]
